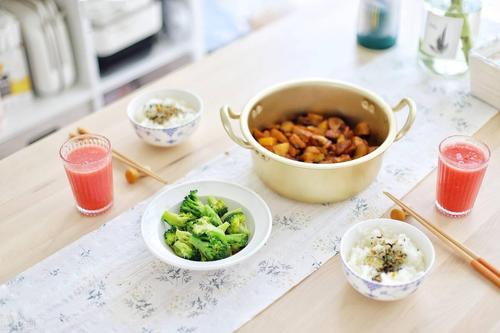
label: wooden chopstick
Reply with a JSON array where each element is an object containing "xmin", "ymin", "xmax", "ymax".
[
  {"xmin": 111, "ymin": 152, "xmax": 167, "ymax": 185},
  {"xmin": 384, "ymin": 192, "xmax": 500, "ymax": 288},
  {"xmin": 387, "ymin": 192, "xmax": 499, "ymax": 277},
  {"xmin": 72, "ymin": 128, "xmax": 168, "ymax": 185},
  {"xmin": 385, "ymin": 192, "xmax": 500, "ymax": 276}
]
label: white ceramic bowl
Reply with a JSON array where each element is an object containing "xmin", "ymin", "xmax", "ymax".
[
  {"xmin": 141, "ymin": 180, "xmax": 272, "ymax": 270},
  {"xmin": 127, "ymin": 89, "xmax": 203, "ymax": 147},
  {"xmin": 340, "ymin": 218, "xmax": 435, "ymax": 301}
]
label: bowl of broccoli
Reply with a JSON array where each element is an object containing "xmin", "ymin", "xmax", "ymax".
[{"xmin": 141, "ymin": 180, "xmax": 272, "ymax": 270}]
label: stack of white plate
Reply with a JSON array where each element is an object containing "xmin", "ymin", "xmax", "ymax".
[{"xmin": 470, "ymin": 37, "xmax": 500, "ymax": 110}]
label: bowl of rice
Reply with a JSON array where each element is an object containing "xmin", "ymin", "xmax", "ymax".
[
  {"xmin": 127, "ymin": 89, "xmax": 203, "ymax": 147},
  {"xmin": 340, "ymin": 218, "xmax": 435, "ymax": 301}
]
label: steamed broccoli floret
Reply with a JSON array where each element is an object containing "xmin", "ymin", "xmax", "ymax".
[
  {"xmin": 164, "ymin": 189, "xmax": 251, "ymax": 262},
  {"xmin": 217, "ymin": 222, "xmax": 230, "ymax": 233},
  {"xmin": 225, "ymin": 233, "xmax": 249, "ymax": 253},
  {"xmin": 207, "ymin": 196, "xmax": 228, "ymax": 217},
  {"xmin": 180, "ymin": 190, "xmax": 204, "ymax": 214},
  {"xmin": 191, "ymin": 216, "xmax": 225, "ymax": 237},
  {"xmin": 189, "ymin": 233, "xmax": 231, "ymax": 261},
  {"xmin": 172, "ymin": 241, "xmax": 196, "ymax": 259},
  {"xmin": 162, "ymin": 210, "xmax": 195, "ymax": 228},
  {"xmin": 222, "ymin": 208, "xmax": 249, "ymax": 235},
  {"xmin": 164, "ymin": 228, "xmax": 177, "ymax": 247},
  {"xmin": 176, "ymin": 229, "xmax": 193, "ymax": 243},
  {"xmin": 180, "ymin": 190, "xmax": 222, "ymax": 226}
]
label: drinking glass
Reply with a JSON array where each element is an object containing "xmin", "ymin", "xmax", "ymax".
[
  {"xmin": 59, "ymin": 134, "xmax": 114, "ymax": 215},
  {"xmin": 436, "ymin": 135, "xmax": 490, "ymax": 217}
]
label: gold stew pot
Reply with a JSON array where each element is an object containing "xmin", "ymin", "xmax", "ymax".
[{"xmin": 220, "ymin": 79, "xmax": 416, "ymax": 203}]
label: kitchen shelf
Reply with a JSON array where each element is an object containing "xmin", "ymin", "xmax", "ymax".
[
  {"xmin": 0, "ymin": 85, "xmax": 92, "ymax": 144},
  {"xmin": 0, "ymin": 0, "xmax": 203, "ymax": 158},
  {"xmin": 99, "ymin": 37, "xmax": 192, "ymax": 93}
]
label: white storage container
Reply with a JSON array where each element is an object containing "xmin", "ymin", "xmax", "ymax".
[{"xmin": 470, "ymin": 37, "xmax": 500, "ymax": 110}]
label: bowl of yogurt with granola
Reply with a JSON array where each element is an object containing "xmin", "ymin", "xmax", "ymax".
[
  {"xmin": 127, "ymin": 89, "xmax": 203, "ymax": 147},
  {"xmin": 340, "ymin": 218, "xmax": 435, "ymax": 301}
]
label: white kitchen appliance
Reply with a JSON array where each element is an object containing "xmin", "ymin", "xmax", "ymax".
[
  {"xmin": 0, "ymin": 0, "xmax": 76, "ymax": 97},
  {"xmin": 0, "ymin": 9, "xmax": 33, "ymax": 112},
  {"xmin": 85, "ymin": 0, "xmax": 163, "ymax": 58}
]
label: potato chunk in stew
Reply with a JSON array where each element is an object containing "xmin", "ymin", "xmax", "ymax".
[{"xmin": 252, "ymin": 112, "xmax": 378, "ymax": 164}]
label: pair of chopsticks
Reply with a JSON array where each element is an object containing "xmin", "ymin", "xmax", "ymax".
[
  {"xmin": 70, "ymin": 128, "xmax": 168, "ymax": 185},
  {"xmin": 384, "ymin": 192, "xmax": 500, "ymax": 288}
]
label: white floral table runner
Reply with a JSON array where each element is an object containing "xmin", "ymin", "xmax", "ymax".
[{"xmin": 0, "ymin": 51, "xmax": 497, "ymax": 333}]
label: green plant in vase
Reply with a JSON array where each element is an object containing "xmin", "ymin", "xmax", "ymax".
[
  {"xmin": 445, "ymin": 0, "xmax": 472, "ymax": 63},
  {"xmin": 418, "ymin": 0, "xmax": 481, "ymax": 76}
]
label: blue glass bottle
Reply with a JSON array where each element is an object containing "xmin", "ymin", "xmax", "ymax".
[{"xmin": 357, "ymin": 0, "xmax": 401, "ymax": 50}]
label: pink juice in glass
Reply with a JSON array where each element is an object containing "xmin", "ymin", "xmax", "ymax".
[
  {"xmin": 60, "ymin": 135, "xmax": 114, "ymax": 215},
  {"xmin": 436, "ymin": 135, "xmax": 490, "ymax": 217}
]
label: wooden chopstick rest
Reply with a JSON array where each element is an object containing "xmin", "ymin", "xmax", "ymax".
[
  {"xmin": 390, "ymin": 208, "xmax": 408, "ymax": 221},
  {"xmin": 125, "ymin": 167, "xmax": 148, "ymax": 184}
]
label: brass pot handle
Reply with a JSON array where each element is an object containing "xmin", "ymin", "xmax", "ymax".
[
  {"xmin": 220, "ymin": 105, "xmax": 254, "ymax": 150},
  {"xmin": 392, "ymin": 98, "xmax": 417, "ymax": 141}
]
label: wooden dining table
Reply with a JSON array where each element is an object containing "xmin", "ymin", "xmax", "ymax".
[{"xmin": 1, "ymin": 0, "xmax": 499, "ymax": 332}]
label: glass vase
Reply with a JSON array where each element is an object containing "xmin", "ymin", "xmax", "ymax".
[{"xmin": 418, "ymin": 0, "xmax": 481, "ymax": 76}]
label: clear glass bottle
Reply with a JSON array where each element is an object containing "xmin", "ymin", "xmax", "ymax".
[{"xmin": 418, "ymin": 0, "xmax": 481, "ymax": 76}]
